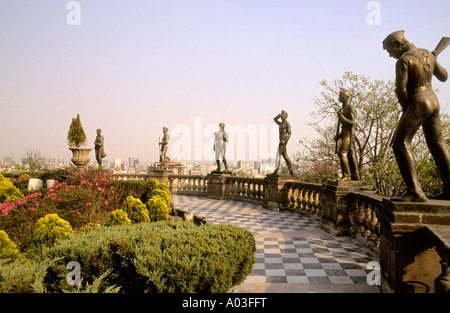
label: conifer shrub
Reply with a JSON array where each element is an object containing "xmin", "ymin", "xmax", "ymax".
[
  {"xmin": 0, "ymin": 174, "xmax": 24, "ymax": 204},
  {"xmin": 28, "ymin": 214, "xmax": 74, "ymax": 254},
  {"xmin": 146, "ymin": 195, "xmax": 171, "ymax": 222},
  {"xmin": 0, "ymin": 230, "xmax": 21, "ymax": 260},
  {"xmin": 104, "ymin": 209, "xmax": 132, "ymax": 226},
  {"xmin": 143, "ymin": 179, "xmax": 172, "ymax": 206},
  {"xmin": 42, "ymin": 220, "xmax": 256, "ymax": 293},
  {"xmin": 121, "ymin": 196, "xmax": 150, "ymax": 223}
]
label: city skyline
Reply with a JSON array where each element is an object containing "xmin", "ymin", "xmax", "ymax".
[{"xmin": 1, "ymin": 1, "xmax": 450, "ymax": 163}]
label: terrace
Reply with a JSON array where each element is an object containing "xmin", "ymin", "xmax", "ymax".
[{"xmin": 113, "ymin": 171, "xmax": 450, "ymax": 293}]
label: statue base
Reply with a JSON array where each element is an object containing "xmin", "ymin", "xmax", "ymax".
[
  {"xmin": 378, "ymin": 198, "xmax": 450, "ymax": 293},
  {"xmin": 207, "ymin": 171, "xmax": 232, "ymax": 200},
  {"xmin": 321, "ymin": 180, "xmax": 370, "ymax": 236}
]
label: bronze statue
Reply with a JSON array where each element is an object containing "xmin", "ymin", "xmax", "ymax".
[
  {"xmin": 159, "ymin": 127, "xmax": 169, "ymax": 169},
  {"xmin": 94, "ymin": 129, "xmax": 107, "ymax": 167},
  {"xmin": 213, "ymin": 123, "xmax": 228, "ymax": 171},
  {"xmin": 334, "ymin": 88, "xmax": 360, "ymax": 181},
  {"xmin": 273, "ymin": 110, "xmax": 294, "ymax": 175},
  {"xmin": 383, "ymin": 31, "xmax": 450, "ymax": 201}
]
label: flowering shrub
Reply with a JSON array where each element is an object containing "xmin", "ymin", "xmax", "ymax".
[
  {"xmin": 28, "ymin": 214, "xmax": 74, "ymax": 253},
  {"xmin": 122, "ymin": 196, "xmax": 150, "ymax": 224},
  {"xmin": 104, "ymin": 209, "xmax": 131, "ymax": 226}
]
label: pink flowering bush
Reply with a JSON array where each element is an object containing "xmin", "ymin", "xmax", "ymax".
[{"xmin": 0, "ymin": 167, "xmax": 116, "ymax": 251}]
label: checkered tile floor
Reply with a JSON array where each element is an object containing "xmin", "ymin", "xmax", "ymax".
[{"xmin": 172, "ymin": 195, "xmax": 379, "ymax": 290}]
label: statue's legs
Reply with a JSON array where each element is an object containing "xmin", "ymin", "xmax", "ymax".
[
  {"xmin": 422, "ymin": 92, "xmax": 450, "ymax": 199},
  {"xmin": 392, "ymin": 94, "xmax": 435, "ymax": 202},
  {"xmin": 338, "ymin": 136, "xmax": 351, "ymax": 181}
]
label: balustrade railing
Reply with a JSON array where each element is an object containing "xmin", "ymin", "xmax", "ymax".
[
  {"xmin": 348, "ymin": 192, "xmax": 382, "ymax": 250},
  {"xmin": 285, "ymin": 181, "xmax": 322, "ymax": 217},
  {"xmin": 111, "ymin": 173, "xmax": 149, "ymax": 181},
  {"xmin": 226, "ymin": 176, "xmax": 265, "ymax": 203},
  {"xmin": 168, "ymin": 175, "xmax": 208, "ymax": 195}
]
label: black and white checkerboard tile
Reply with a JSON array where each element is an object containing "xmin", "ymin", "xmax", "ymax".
[
  {"xmin": 172, "ymin": 195, "xmax": 379, "ymax": 285},
  {"xmin": 249, "ymin": 236, "xmax": 377, "ymax": 284}
]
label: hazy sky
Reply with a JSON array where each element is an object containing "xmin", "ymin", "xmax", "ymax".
[{"xmin": 1, "ymin": 0, "xmax": 450, "ymax": 163}]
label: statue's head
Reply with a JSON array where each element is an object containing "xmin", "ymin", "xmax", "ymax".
[
  {"xmin": 96, "ymin": 129, "xmax": 101, "ymax": 135},
  {"xmin": 339, "ymin": 88, "xmax": 351, "ymax": 103},
  {"xmin": 281, "ymin": 110, "xmax": 288, "ymax": 119},
  {"xmin": 383, "ymin": 30, "xmax": 409, "ymax": 59},
  {"xmin": 219, "ymin": 122, "xmax": 225, "ymax": 129},
  {"xmin": 163, "ymin": 127, "xmax": 168, "ymax": 133}
]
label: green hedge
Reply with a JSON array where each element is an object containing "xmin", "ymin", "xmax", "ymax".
[{"xmin": 37, "ymin": 220, "xmax": 255, "ymax": 293}]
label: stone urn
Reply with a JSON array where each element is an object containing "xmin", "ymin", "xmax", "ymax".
[{"xmin": 69, "ymin": 147, "xmax": 92, "ymax": 168}]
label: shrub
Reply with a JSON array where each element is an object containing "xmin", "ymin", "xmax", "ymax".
[
  {"xmin": 42, "ymin": 220, "xmax": 256, "ymax": 293},
  {"xmin": 121, "ymin": 196, "xmax": 150, "ymax": 223},
  {"xmin": 0, "ymin": 174, "xmax": 24, "ymax": 204},
  {"xmin": 104, "ymin": 209, "xmax": 131, "ymax": 226},
  {"xmin": 0, "ymin": 230, "xmax": 22, "ymax": 260},
  {"xmin": 28, "ymin": 214, "xmax": 74, "ymax": 253},
  {"xmin": 146, "ymin": 195, "xmax": 171, "ymax": 222},
  {"xmin": 143, "ymin": 179, "xmax": 172, "ymax": 206}
]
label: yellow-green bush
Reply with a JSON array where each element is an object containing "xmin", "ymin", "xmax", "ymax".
[
  {"xmin": 0, "ymin": 174, "xmax": 24, "ymax": 204},
  {"xmin": 146, "ymin": 195, "xmax": 171, "ymax": 222},
  {"xmin": 29, "ymin": 214, "xmax": 74, "ymax": 251},
  {"xmin": 121, "ymin": 196, "xmax": 150, "ymax": 223},
  {"xmin": 104, "ymin": 209, "xmax": 132, "ymax": 226},
  {"xmin": 0, "ymin": 230, "xmax": 21, "ymax": 260}
]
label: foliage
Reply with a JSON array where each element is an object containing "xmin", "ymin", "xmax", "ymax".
[
  {"xmin": 121, "ymin": 196, "xmax": 150, "ymax": 223},
  {"xmin": 146, "ymin": 196, "xmax": 171, "ymax": 222},
  {"xmin": 0, "ymin": 174, "xmax": 24, "ymax": 205},
  {"xmin": 67, "ymin": 114, "xmax": 87, "ymax": 147},
  {"xmin": 143, "ymin": 179, "xmax": 172, "ymax": 205},
  {"xmin": 0, "ymin": 230, "xmax": 22, "ymax": 260},
  {"xmin": 104, "ymin": 209, "xmax": 132, "ymax": 226},
  {"xmin": 298, "ymin": 71, "xmax": 450, "ymax": 197},
  {"xmin": 42, "ymin": 220, "xmax": 256, "ymax": 293},
  {"xmin": 28, "ymin": 214, "xmax": 74, "ymax": 254},
  {"xmin": 0, "ymin": 258, "xmax": 56, "ymax": 293}
]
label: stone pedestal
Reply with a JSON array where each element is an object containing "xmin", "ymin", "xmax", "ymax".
[
  {"xmin": 378, "ymin": 199, "xmax": 450, "ymax": 293},
  {"xmin": 207, "ymin": 171, "xmax": 231, "ymax": 200},
  {"xmin": 321, "ymin": 180, "xmax": 369, "ymax": 236},
  {"xmin": 148, "ymin": 169, "xmax": 173, "ymax": 187},
  {"xmin": 264, "ymin": 174, "xmax": 292, "ymax": 211}
]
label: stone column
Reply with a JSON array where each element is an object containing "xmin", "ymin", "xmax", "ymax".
[
  {"xmin": 320, "ymin": 180, "xmax": 370, "ymax": 236},
  {"xmin": 207, "ymin": 171, "xmax": 231, "ymax": 200},
  {"xmin": 264, "ymin": 174, "xmax": 291, "ymax": 211},
  {"xmin": 378, "ymin": 199, "xmax": 450, "ymax": 293},
  {"xmin": 148, "ymin": 169, "xmax": 173, "ymax": 187}
]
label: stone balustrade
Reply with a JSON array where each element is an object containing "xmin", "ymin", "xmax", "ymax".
[
  {"xmin": 226, "ymin": 176, "xmax": 265, "ymax": 203},
  {"xmin": 168, "ymin": 175, "xmax": 208, "ymax": 196},
  {"xmin": 348, "ymin": 192, "xmax": 382, "ymax": 252},
  {"xmin": 285, "ymin": 181, "xmax": 322, "ymax": 218}
]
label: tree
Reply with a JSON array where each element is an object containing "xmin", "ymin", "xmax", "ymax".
[
  {"xmin": 298, "ymin": 71, "xmax": 449, "ymax": 197},
  {"xmin": 67, "ymin": 114, "xmax": 87, "ymax": 148}
]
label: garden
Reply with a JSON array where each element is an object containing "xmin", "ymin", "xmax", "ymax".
[{"xmin": 0, "ymin": 167, "xmax": 256, "ymax": 293}]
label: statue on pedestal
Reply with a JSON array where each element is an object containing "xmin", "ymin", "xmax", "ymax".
[
  {"xmin": 273, "ymin": 110, "xmax": 294, "ymax": 175},
  {"xmin": 334, "ymin": 88, "xmax": 360, "ymax": 182},
  {"xmin": 213, "ymin": 123, "xmax": 228, "ymax": 172},
  {"xmin": 383, "ymin": 31, "xmax": 450, "ymax": 202},
  {"xmin": 94, "ymin": 129, "xmax": 107, "ymax": 168},
  {"xmin": 159, "ymin": 127, "xmax": 169, "ymax": 169}
]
